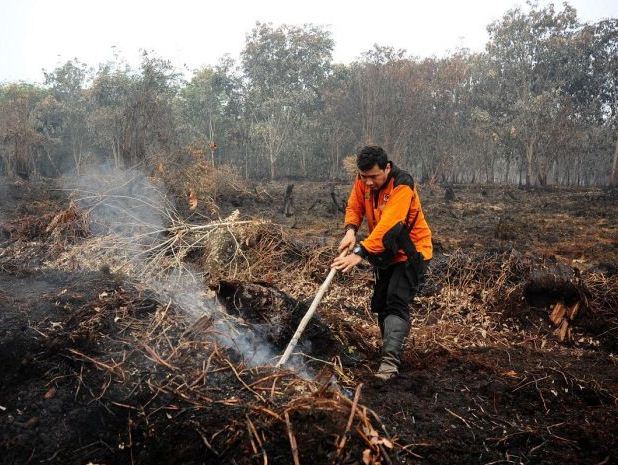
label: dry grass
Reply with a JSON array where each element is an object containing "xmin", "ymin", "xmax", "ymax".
[
  {"xmin": 153, "ymin": 157, "xmax": 259, "ymax": 216},
  {"xmin": 342, "ymin": 155, "xmax": 358, "ymax": 180}
]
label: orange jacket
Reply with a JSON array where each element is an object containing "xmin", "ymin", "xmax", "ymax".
[{"xmin": 344, "ymin": 164, "xmax": 432, "ymax": 262}]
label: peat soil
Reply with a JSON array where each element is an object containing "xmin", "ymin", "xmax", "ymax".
[{"xmin": 1, "ymin": 179, "xmax": 617, "ymax": 465}]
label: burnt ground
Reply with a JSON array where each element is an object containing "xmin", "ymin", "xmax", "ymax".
[{"xmin": 1, "ymin": 177, "xmax": 617, "ymax": 465}]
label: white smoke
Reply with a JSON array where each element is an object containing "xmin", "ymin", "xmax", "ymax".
[{"xmin": 63, "ymin": 164, "xmax": 281, "ymax": 368}]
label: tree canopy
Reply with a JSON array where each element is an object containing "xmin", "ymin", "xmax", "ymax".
[{"xmin": 1, "ymin": 2, "xmax": 617, "ymax": 186}]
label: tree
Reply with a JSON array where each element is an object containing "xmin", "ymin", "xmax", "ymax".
[
  {"xmin": 486, "ymin": 2, "xmax": 580, "ymax": 186},
  {"xmin": 44, "ymin": 60, "xmax": 90, "ymax": 175},
  {"xmin": 88, "ymin": 52, "xmax": 179, "ymax": 169},
  {"xmin": 0, "ymin": 84, "xmax": 50, "ymax": 177},
  {"xmin": 88, "ymin": 60, "xmax": 133, "ymax": 168},
  {"xmin": 241, "ymin": 23, "xmax": 333, "ymax": 179},
  {"xmin": 577, "ymin": 19, "xmax": 618, "ymax": 185},
  {"xmin": 176, "ymin": 56, "xmax": 243, "ymax": 167}
]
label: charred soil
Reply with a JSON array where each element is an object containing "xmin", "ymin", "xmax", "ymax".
[{"xmin": 1, "ymin": 177, "xmax": 617, "ymax": 465}]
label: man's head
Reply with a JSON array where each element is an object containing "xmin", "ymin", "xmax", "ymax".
[{"xmin": 356, "ymin": 145, "xmax": 391, "ymax": 190}]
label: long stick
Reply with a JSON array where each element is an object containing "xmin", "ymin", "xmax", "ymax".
[{"xmin": 276, "ymin": 251, "xmax": 346, "ymax": 367}]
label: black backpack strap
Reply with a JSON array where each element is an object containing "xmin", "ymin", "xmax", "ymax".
[
  {"xmin": 406, "ymin": 210, "xmax": 420, "ymax": 232},
  {"xmin": 405, "ymin": 193, "xmax": 420, "ymax": 232},
  {"xmin": 400, "ymin": 196, "xmax": 421, "ymax": 259}
]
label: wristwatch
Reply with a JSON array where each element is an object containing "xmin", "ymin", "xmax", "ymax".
[{"xmin": 352, "ymin": 244, "xmax": 367, "ymax": 258}]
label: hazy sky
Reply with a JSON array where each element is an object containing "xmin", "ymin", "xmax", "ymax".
[{"xmin": 1, "ymin": 0, "xmax": 616, "ymax": 83}]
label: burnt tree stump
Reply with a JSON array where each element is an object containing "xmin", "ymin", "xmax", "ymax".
[
  {"xmin": 523, "ymin": 260, "xmax": 588, "ymax": 341},
  {"xmin": 283, "ymin": 184, "xmax": 295, "ymax": 217},
  {"xmin": 329, "ymin": 185, "xmax": 346, "ymax": 214},
  {"xmin": 444, "ymin": 186, "xmax": 456, "ymax": 202}
]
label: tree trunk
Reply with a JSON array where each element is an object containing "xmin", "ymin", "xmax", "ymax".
[
  {"xmin": 282, "ymin": 184, "xmax": 295, "ymax": 217},
  {"xmin": 72, "ymin": 138, "xmax": 82, "ymax": 176},
  {"xmin": 609, "ymin": 130, "xmax": 618, "ymax": 187},
  {"xmin": 333, "ymin": 144, "xmax": 340, "ymax": 180},
  {"xmin": 518, "ymin": 156, "xmax": 524, "ymax": 187},
  {"xmin": 525, "ymin": 140, "xmax": 534, "ymax": 186},
  {"xmin": 505, "ymin": 156, "xmax": 511, "ymax": 184},
  {"xmin": 538, "ymin": 172, "xmax": 547, "ymax": 186},
  {"xmin": 43, "ymin": 147, "xmax": 61, "ymax": 177},
  {"xmin": 553, "ymin": 160, "xmax": 558, "ymax": 185},
  {"xmin": 244, "ymin": 146, "xmax": 249, "ymax": 180},
  {"xmin": 301, "ymin": 151, "xmax": 307, "ymax": 178},
  {"xmin": 566, "ymin": 166, "xmax": 570, "ymax": 186},
  {"xmin": 270, "ymin": 151, "xmax": 276, "ymax": 181},
  {"xmin": 489, "ymin": 158, "xmax": 495, "ymax": 184},
  {"xmin": 112, "ymin": 137, "xmax": 121, "ymax": 169}
]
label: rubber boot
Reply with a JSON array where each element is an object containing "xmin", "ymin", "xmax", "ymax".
[{"xmin": 375, "ymin": 315, "xmax": 410, "ymax": 381}]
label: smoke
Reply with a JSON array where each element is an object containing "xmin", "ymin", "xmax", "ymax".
[
  {"xmin": 69, "ymin": 166, "xmax": 168, "ymax": 242},
  {"xmin": 63, "ymin": 165, "xmax": 283, "ymax": 369}
]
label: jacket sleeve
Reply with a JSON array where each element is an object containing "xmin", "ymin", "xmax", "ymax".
[
  {"xmin": 361, "ymin": 185, "xmax": 413, "ymax": 254},
  {"xmin": 343, "ymin": 179, "xmax": 365, "ymax": 230}
]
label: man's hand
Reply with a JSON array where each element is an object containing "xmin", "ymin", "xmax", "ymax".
[
  {"xmin": 338, "ymin": 228, "xmax": 356, "ymax": 253},
  {"xmin": 331, "ymin": 253, "xmax": 362, "ymax": 273}
]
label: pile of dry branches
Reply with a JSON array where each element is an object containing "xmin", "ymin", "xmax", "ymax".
[
  {"xmin": 0, "ymin": 200, "xmax": 89, "ymax": 244},
  {"xmin": 153, "ymin": 158, "xmax": 261, "ymax": 215},
  {"xmin": 37, "ymin": 279, "xmax": 399, "ymax": 465},
  {"xmin": 405, "ymin": 249, "xmax": 618, "ymax": 353}
]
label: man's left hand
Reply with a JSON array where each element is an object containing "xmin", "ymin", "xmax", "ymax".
[{"xmin": 331, "ymin": 253, "xmax": 362, "ymax": 272}]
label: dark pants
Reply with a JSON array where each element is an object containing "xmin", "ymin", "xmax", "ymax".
[{"xmin": 371, "ymin": 259, "xmax": 429, "ymax": 330}]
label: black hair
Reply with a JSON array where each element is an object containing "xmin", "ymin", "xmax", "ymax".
[{"xmin": 356, "ymin": 145, "xmax": 389, "ymax": 171}]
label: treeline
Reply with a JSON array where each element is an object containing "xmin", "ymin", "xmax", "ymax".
[{"xmin": 1, "ymin": 2, "xmax": 617, "ymax": 186}]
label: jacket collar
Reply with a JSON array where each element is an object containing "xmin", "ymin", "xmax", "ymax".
[{"xmin": 381, "ymin": 162, "xmax": 398, "ymax": 191}]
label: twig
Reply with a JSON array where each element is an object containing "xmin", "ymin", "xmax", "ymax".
[
  {"xmin": 246, "ymin": 416, "xmax": 268, "ymax": 465},
  {"xmin": 334, "ymin": 383, "xmax": 363, "ymax": 460},
  {"xmin": 141, "ymin": 343, "xmax": 178, "ymax": 371},
  {"xmin": 284, "ymin": 411, "xmax": 301, "ymax": 465},
  {"xmin": 67, "ymin": 349, "xmax": 124, "ymax": 379},
  {"xmin": 251, "ymin": 406, "xmax": 284, "ymax": 422},
  {"xmin": 225, "ymin": 359, "xmax": 266, "ymax": 403},
  {"xmin": 445, "ymin": 407, "xmax": 476, "ymax": 440},
  {"xmin": 194, "ymin": 425, "xmax": 220, "ymax": 457}
]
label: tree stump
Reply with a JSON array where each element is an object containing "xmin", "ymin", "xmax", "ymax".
[
  {"xmin": 329, "ymin": 185, "xmax": 346, "ymax": 214},
  {"xmin": 523, "ymin": 260, "xmax": 588, "ymax": 342},
  {"xmin": 282, "ymin": 184, "xmax": 295, "ymax": 217},
  {"xmin": 444, "ymin": 186, "xmax": 456, "ymax": 202}
]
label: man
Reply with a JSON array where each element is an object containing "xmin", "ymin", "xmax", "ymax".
[{"xmin": 332, "ymin": 145, "xmax": 432, "ymax": 381}]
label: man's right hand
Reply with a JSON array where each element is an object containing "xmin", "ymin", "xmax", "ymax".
[{"xmin": 338, "ymin": 228, "xmax": 356, "ymax": 253}]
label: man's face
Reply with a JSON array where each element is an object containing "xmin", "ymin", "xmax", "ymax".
[{"xmin": 359, "ymin": 163, "xmax": 391, "ymax": 190}]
